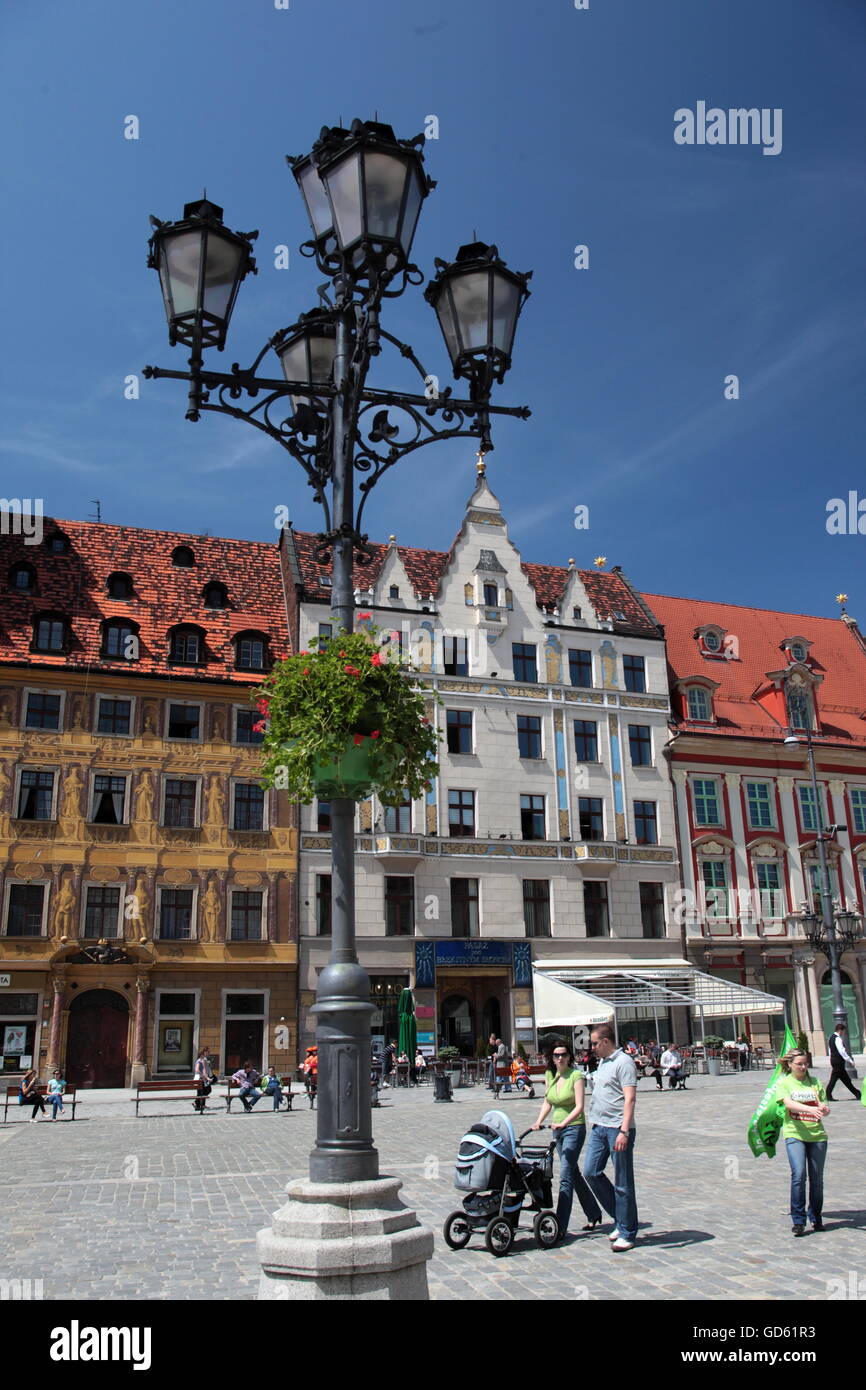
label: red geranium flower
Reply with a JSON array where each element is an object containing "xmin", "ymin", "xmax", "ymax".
[
  {"xmin": 255, "ymin": 698, "xmax": 270, "ymax": 715},
  {"xmin": 303, "ymin": 667, "xmax": 310, "ymax": 675},
  {"xmin": 370, "ymin": 652, "xmax": 383, "ymax": 667},
  {"xmin": 353, "ymin": 733, "xmax": 365, "ymax": 746},
  {"xmin": 252, "ymin": 720, "xmax": 266, "ymax": 733},
  {"xmin": 344, "ymin": 664, "xmax": 361, "ymax": 676},
  {"xmin": 370, "ymin": 730, "xmax": 380, "ymax": 739},
  {"xmin": 358, "ymin": 611, "xmax": 371, "ymax": 620}
]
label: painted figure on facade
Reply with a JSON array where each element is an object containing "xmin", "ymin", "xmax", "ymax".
[{"xmin": 52, "ymin": 874, "xmax": 76, "ymax": 939}]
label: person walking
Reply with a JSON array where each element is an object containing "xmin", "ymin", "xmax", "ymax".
[
  {"xmin": 583, "ymin": 1023, "xmax": 639, "ymax": 1252},
  {"xmin": 47, "ymin": 1069, "xmax": 66, "ymax": 1119},
  {"xmin": 193, "ymin": 1046, "xmax": 215, "ymax": 1112},
  {"xmin": 736, "ymin": 1035, "xmax": 751, "ymax": 1071},
  {"xmin": 776, "ymin": 1049, "xmax": 830, "ymax": 1236},
  {"xmin": 531, "ymin": 1039, "xmax": 602, "ymax": 1239},
  {"xmin": 825, "ymin": 1023, "xmax": 860, "ymax": 1100},
  {"xmin": 19, "ymin": 1069, "xmax": 47, "ymax": 1122}
]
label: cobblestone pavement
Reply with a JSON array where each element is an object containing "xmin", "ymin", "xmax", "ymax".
[{"xmin": 0, "ymin": 1069, "xmax": 863, "ymax": 1301}]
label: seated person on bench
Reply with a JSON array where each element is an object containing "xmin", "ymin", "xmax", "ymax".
[{"xmin": 660, "ymin": 1044, "xmax": 684, "ymax": 1089}]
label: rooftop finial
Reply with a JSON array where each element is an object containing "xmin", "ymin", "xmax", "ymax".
[
  {"xmin": 594, "ymin": 555, "xmax": 607, "ymax": 569},
  {"xmin": 836, "ymin": 592, "xmax": 848, "ymax": 612},
  {"xmin": 476, "ymin": 448, "xmax": 486, "ymax": 479}
]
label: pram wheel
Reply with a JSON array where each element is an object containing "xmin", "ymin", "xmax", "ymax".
[
  {"xmin": 484, "ymin": 1217, "xmax": 514, "ymax": 1257},
  {"xmin": 533, "ymin": 1211, "xmax": 560, "ymax": 1248},
  {"xmin": 443, "ymin": 1212, "xmax": 473, "ymax": 1250}
]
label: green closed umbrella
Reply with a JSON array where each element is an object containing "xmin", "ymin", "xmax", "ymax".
[{"xmin": 397, "ymin": 988, "xmax": 417, "ymax": 1062}]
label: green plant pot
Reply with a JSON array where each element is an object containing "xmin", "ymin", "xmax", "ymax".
[{"xmin": 310, "ymin": 738, "xmax": 401, "ymax": 800}]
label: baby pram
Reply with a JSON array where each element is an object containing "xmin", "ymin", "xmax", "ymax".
[{"xmin": 443, "ymin": 1109, "xmax": 559, "ymax": 1256}]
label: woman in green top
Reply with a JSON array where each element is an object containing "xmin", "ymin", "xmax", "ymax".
[
  {"xmin": 776, "ymin": 1050, "xmax": 830, "ymax": 1237},
  {"xmin": 531, "ymin": 1038, "xmax": 602, "ymax": 1237}
]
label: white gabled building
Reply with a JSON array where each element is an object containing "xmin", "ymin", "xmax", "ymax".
[{"xmin": 281, "ymin": 473, "xmax": 683, "ymax": 1054}]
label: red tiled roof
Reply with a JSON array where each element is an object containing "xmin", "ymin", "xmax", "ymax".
[
  {"xmin": 646, "ymin": 591, "xmax": 866, "ymax": 746},
  {"xmin": 0, "ymin": 518, "xmax": 290, "ymax": 681},
  {"xmin": 289, "ymin": 529, "xmax": 660, "ymax": 634}
]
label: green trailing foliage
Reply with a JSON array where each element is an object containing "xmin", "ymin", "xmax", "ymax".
[{"xmin": 252, "ymin": 619, "xmax": 441, "ymax": 804}]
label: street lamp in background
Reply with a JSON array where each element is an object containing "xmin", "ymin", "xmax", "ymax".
[
  {"xmin": 785, "ymin": 728, "xmax": 863, "ymax": 1069},
  {"xmin": 144, "ymin": 118, "xmax": 532, "ymax": 1299}
]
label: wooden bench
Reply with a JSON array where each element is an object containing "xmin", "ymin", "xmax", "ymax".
[
  {"xmin": 4, "ymin": 1084, "xmax": 78, "ymax": 1122},
  {"xmin": 492, "ymin": 1063, "xmax": 541, "ymax": 1098},
  {"xmin": 224, "ymin": 1077, "xmax": 294, "ymax": 1113},
  {"xmin": 132, "ymin": 1079, "xmax": 210, "ymax": 1116}
]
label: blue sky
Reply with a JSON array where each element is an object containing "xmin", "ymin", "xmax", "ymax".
[{"xmin": 2, "ymin": 0, "xmax": 864, "ymax": 621}]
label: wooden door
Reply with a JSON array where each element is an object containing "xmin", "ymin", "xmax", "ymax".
[
  {"xmin": 66, "ymin": 991, "xmax": 129, "ymax": 1088},
  {"xmin": 224, "ymin": 1020, "xmax": 263, "ymax": 1075}
]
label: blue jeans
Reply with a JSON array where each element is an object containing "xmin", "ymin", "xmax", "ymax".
[
  {"xmin": 554, "ymin": 1125, "xmax": 602, "ymax": 1232},
  {"xmin": 785, "ymin": 1138, "xmax": 827, "ymax": 1226},
  {"xmin": 50, "ymin": 1094, "xmax": 64, "ymax": 1117},
  {"xmin": 238, "ymin": 1084, "xmax": 260, "ymax": 1109},
  {"xmin": 263, "ymin": 1081, "xmax": 282, "ymax": 1111},
  {"xmin": 583, "ymin": 1125, "xmax": 638, "ymax": 1243}
]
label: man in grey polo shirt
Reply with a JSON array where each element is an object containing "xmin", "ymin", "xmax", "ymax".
[{"xmin": 584, "ymin": 1022, "xmax": 638, "ymax": 1251}]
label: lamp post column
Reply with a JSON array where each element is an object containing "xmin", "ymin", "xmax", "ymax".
[
  {"xmin": 805, "ymin": 732, "xmax": 848, "ymax": 1036},
  {"xmin": 309, "ymin": 301, "xmax": 378, "ymax": 1184}
]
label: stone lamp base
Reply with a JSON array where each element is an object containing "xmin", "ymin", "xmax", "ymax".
[{"xmin": 257, "ymin": 1176, "xmax": 434, "ymax": 1301}]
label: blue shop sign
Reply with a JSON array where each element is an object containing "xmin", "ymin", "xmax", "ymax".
[{"xmin": 415, "ymin": 940, "xmax": 533, "ymax": 988}]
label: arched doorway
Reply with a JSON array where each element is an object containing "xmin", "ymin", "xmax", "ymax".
[
  {"xmin": 441, "ymin": 993, "xmax": 473, "ymax": 1056},
  {"xmin": 819, "ymin": 972, "xmax": 863, "ymax": 1053},
  {"xmin": 66, "ymin": 990, "xmax": 130, "ymax": 1088}
]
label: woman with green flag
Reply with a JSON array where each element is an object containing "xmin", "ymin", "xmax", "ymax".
[{"xmin": 776, "ymin": 1049, "xmax": 830, "ymax": 1237}]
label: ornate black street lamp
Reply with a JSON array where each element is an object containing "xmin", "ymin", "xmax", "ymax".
[
  {"xmin": 144, "ymin": 119, "xmax": 531, "ymax": 1196},
  {"xmin": 786, "ymin": 728, "xmax": 863, "ymax": 1059}
]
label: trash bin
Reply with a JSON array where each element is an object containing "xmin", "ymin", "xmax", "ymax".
[{"xmin": 433, "ymin": 1073, "xmax": 453, "ymax": 1103}]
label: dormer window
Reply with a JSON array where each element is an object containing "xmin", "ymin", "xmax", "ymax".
[
  {"xmin": 483, "ymin": 582, "xmax": 498, "ymax": 607},
  {"xmin": 234, "ymin": 631, "xmax": 270, "ymax": 672},
  {"xmin": 45, "ymin": 531, "xmax": 70, "ymax": 555},
  {"xmin": 320, "ymin": 574, "xmax": 332, "ymax": 588},
  {"xmin": 781, "ymin": 635, "xmax": 812, "ymax": 665},
  {"xmin": 786, "ymin": 680, "xmax": 812, "ymax": 731},
  {"xmin": 687, "ymin": 686, "xmax": 712, "ymax": 721},
  {"xmin": 169, "ymin": 625, "xmax": 204, "ymax": 665},
  {"xmin": 389, "ymin": 585, "xmax": 400, "ymax": 599},
  {"xmin": 9, "ymin": 563, "xmax": 35, "ymax": 592},
  {"xmin": 172, "ymin": 545, "xmax": 195, "ymax": 568},
  {"xmin": 102, "ymin": 619, "xmax": 139, "ymax": 661},
  {"xmin": 107, "ymin": 572, "xmax": 133, "ymax": 600},
  {"xmin": 32, "ymin": 613, "xmax": 68, "ymax": 653},
  {"xmin": 696, "ymin": 624, "xmax": 725, "ymax": 655},
  {"xmin": 613, "ymin": 610, "xmax": 627, "ymax": 621},
  {"xmin": 203, "ymin": 582, "xmax": 228, "ymax": 609},
  {"xmin": 572, "ymin": 606, "xmax": 582, "ymax": 621},
  {"xmin": 790, "ymin": 644, "xmax": 806, "ymax": 663}
]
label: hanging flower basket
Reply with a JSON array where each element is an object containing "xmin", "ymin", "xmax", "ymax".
[{"xmin": 252, "ymin": 619, "xmax": 440, "ymax": 804}]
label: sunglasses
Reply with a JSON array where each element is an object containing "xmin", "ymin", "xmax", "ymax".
[{"xmin": 552, "ymin": 1051, "xmax": 568, "ymax": 1057}]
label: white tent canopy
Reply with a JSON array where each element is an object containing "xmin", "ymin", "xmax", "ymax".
[
  {"xmin": 532, "ymin": 971, "xmax": 614, "ymax": 1028},
  {"xmin": 532, "ymin": 958, "xmax": 787, "ymax": 1039}
]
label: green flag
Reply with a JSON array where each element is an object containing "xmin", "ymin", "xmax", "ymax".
[{"xmin": 746, "ymin": 1025, "xmax": 798, "ymax": 1159}]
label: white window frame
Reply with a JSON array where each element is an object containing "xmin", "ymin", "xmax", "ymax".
[
  {"xmin": 745, "ymin": 780, "xmax": 776, "ymax": 831},
  {"xmin": 700, "ymin": 859, "xmax": 730, "ymax": 919},
  {"xmin": 94, "ymin": 691, "xmax": 136, "ymax": 738},
  {"xmin": 516, "ymin": 710, "xmax": 545, "ymax": 760},
  {"xmin": 13, "ymin": 765, "xmax": 59, "ymax": 822},
  {"xmin": 79, "ymin": 881, "xmax": 125, "ymax": 940},
  {"xmin": 164, "ymin": 699, "xmax": 204, "ymax": 743},
  {"xmin": 797, "ymin": 783, "xmax": 826, "ymax": 833},
  {"xmin": 849, "ymin": 787, "xmax": 866, "ymax": 835},
  {"xmin": 2, "ymin": 878, "xmax": 51, "ymax": 937},
  {"xmin": 754, "ymin": 861, "xmax": 785, "ymax": 920},
  {"xmin": 691, "ymin": 777, "xmax": 722, "ymax": 828},
  {"xmin": 159, "ymin": 774, "xmax": 203, "ymax": 828},
  {"xmin": 155, "ymin": 884, "xmax": 199, "ymax": 942},
  {"xmin": 230, "ymin": 779, "xmax": 270, "ymax": 833},
  {"xmin": 153, "ymin": 987, "xmax": 201, "ymax": 1075},
  {"xmin": 447, "ymin": 787, "xmax": 478, "ymax": 838},
  {"xmin": 221, "ymin": 987, "xmax": 271, "ymax": 1073},
  {"xmin": 22, "ymin": 686, "xmax": 66, "ymax": 733},
  {"xmin": 86, "ymin": 770, "xmax": 130, "ymax": 825},
  {"xmin": 686, "ymin": 686, "xmax": 711, "ymax": 721},
  {"xmin": 227, "ymin": 885, "xmax": 269, "ymax": 943}
]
